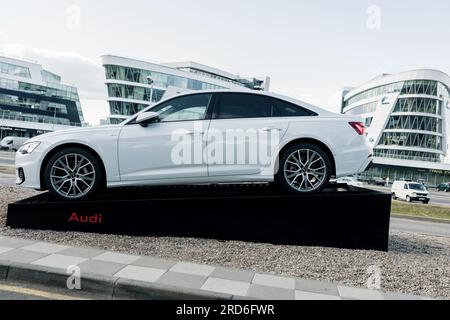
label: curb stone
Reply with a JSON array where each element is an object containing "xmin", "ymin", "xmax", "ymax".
[{"xmin": 0, "ymin": 261, "xmax": 234, "ymax": 300}]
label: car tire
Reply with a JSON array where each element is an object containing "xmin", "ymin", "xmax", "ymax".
[
  {"xmin": 392, "ymin": 193, "xmax": 398, "ymax": 200},
  {"xmin": 276, "ymin": 143, "xmax": 332, "ymax": 194},
  {"xmin": 44, "ymin": 147, "xmax": 103, "ymax": 201},
  {"xmin": 423, "ymin": 200, "xmax": 430, "ymax": 204},
  {"xmin": 406, "ymin": 196, "xmax": 412, "ymax": 203}
]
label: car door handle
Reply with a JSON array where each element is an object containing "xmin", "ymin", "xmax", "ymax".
[{"xmin": 261, "ymin": 127, "xmax": 282, "ymax": 132}]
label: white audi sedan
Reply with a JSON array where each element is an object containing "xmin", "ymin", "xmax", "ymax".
[{"xmin": 16, "ymin": 91, "xmax": 372, "ymax": 200}]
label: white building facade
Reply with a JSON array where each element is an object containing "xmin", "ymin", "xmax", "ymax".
[
  {"xmin": 0, "ymin": 55, "xmax": 84, "ymax": 140},
  {"xmin": 102, "ymin": 55, "xmax": 270, "ymax": 124},
  {"xmin": 342, "ymin": 69, "xmax": 450, "ymax": 185}
]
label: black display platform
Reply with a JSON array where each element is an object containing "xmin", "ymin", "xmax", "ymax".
[{"xmin": 6, "ymin": 184, "xmax": 392, "ymax": 251}]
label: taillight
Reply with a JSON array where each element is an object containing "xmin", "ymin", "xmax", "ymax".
[{"xmin": 349, "ymin": 122, "xmax": 365, "ymax": 135}]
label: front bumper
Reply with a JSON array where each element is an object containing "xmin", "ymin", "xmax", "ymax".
[
  {"xmin": 15, "ymin": 150, "xmax": 44, "ymax": 190},
  {"xmin": 411, "ymin": 196, "xmax": 430, "ymax": 201}
]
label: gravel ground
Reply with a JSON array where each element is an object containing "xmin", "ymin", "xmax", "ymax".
[{"xmin": 0, "ymin": 186, "xmax": 449, "ymax": 299}]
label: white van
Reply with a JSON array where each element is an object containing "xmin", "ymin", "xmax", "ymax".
[
  {"xmin": 391, "ymin": 181, "xmax": 430, "ymax": 204},
  {"xmin": 0, "ymin": 136, "xmax": 29, "ymax": 152}
]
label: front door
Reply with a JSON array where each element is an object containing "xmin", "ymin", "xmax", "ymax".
[{"xmin": 118, "ymin": 93, "xmax": 213, "ymax": 182}]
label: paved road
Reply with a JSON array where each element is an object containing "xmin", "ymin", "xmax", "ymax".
[
  {"xmin": 0, "ymin": 173, "xmax": 15, "ymax": 186},
  {"xmin": 0, "ymin": 283, "xmax": 87, "ymax": 300},
  {"xmin": 365, "ymin": 185, "xmax": 450, "ymax": 207},
  {"xmin": 0, "ymin": 151, "xmax": 15, "ymax": 166},
  {"xmin": 390, "ymin": 217, "xmax": 450, "ymax": 237}
]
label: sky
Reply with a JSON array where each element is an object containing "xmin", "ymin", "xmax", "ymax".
[{"xmin": 1, "ymin": 0, "xmax": 450, "ymax": 125}]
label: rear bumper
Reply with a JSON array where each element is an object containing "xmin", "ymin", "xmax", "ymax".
[{"xmin": 357, "ymin": 155, "xmax": 373, "ymax": 174}]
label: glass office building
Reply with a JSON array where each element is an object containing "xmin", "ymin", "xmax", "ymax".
[
  {"xmin": 102, "ymin": 55, "xmax": 270, "ymax": 124},
  {"xmin": 342, "ymin": 70, "xmax": 450, "ymax": 185},
  {"xmin": 0, "ymin": 55, "xmax": 84, "ymax": 140}
]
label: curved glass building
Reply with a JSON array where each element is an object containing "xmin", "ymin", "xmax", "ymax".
[
  {"xmin": 102, "ymin": 55, "xmax": 270, "ymax": 124},
  {"xmin": 0, "ymin": 55, "xmax": 84, "ymax": 140},
  {"xmin": 342, "ymin": 69, "xmax": 450, "ymax": 185}
]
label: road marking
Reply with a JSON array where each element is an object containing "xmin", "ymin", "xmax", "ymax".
[{"xmin": 0, "ymin": 283, "xmax": 88, "ymax": 300}]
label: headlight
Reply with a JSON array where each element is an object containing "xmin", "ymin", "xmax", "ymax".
[
  {"xmin": 411, "ymin": 193, "xmax": 417, "ymax": 197},
  {"xmin": 18, "ymin": 141, "xmax": 41, "ymax": 155}
]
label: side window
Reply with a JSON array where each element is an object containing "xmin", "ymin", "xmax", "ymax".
[
  {"xmin": 271, "ymin": 98, "xmax": 317, "ymax": 117},
  {"xmin": 214, "ymin": 93, "xmax": 273, "ymax": 119},
  {"xmin": 150, "ymin": 94, "xmax": 212, "ymax": 122},
  {"xmin": 404, "ymin": 184, "xmax": 409, "ymax": 190}
]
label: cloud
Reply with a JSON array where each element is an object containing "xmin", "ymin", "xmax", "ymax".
[{"xmin": 0, "ymin": 43, "xmax": 108, "ymax": 124}]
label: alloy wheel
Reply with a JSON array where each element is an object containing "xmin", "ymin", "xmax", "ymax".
[
  {"xmin": 283, "ymin": 149, "xmax": 327, "ymax": 192},
  {"xmin": 50, "ymin": 153, "xmax": 96, "ymax": 199}
]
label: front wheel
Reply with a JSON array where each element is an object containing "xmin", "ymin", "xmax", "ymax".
[
  {"xmin": 406, "ymin": 196, "xmax": 412, "ymax": 203},
  {"xmin": 44, "ymin": 147, "xmax": 103, "ymax": 201},
  {"xmin": 277, "ymin": 143, "xmax": 332, "ymax": 194}
]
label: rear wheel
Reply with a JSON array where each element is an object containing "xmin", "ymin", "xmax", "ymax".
[
  {"xmin": 392, "ymin": 193, "xmax": 398, "ymax": 200},
  {"xmin": 277, "ymin": 143, "xmax": 331, "ymax": 194},
  {"xmin": 44, "ymin": 147, "xmax": 103, "ymax": 201}
]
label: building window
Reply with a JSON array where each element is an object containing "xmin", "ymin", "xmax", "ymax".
[
  {"xmin": 109, "ymin": 101, "xmax": 149, "ymax": 116},
  {"xmin": 378, "ymin": 132, "xmax": 442, "ymax": 151},
  {"xmin": 374, "ymin": 149, "xmax": 440, "ymax": 162},
  {"xmin": 346, "ymin": 101, "xmax": 378, "ymax": 115},
  {"xmin": 345, "ymin": 80, "xmax": 446, "ymax": 107},
  {"xmin": 107, "ymin": 84, "xmax": 164, "ymax": 102},
  {"xmin": 386, "ymin": 115, "xmax": 442, "ymax": 133},
  {"xmin": 105, "ymin": 65, "xmax": 228, "ymax": 91},
  {"xmin": 0, "ymin": 62, "xmax": 31, "ymax": 78},
  {"xmin": 393, "ymin": 98, "xmax": 441, "ymax": 115},
  {"xmin": 365, "ymin": 117, "xmax": 373, "ymax": 127}
]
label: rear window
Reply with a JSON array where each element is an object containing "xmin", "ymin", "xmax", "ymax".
[{"xmin": 271, "ymin": 98, "xmax": 317, "ymax": 117}]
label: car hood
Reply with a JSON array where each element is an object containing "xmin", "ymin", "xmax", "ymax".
[{"xmin": 27, "ymin": 125, "xmax": 122, "ymax": 142}]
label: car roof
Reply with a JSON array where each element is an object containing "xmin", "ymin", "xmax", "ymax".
[{"xmin": 148, "ymin": 90, "xmax": 336, "ymax": 116}]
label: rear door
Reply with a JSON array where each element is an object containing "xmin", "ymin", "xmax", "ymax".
[{"xmin": 205, "ymin": 93, "xmax": 288, "ymax": 176}]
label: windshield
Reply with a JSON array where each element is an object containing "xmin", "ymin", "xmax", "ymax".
[{"xmin": 408, "ymin": 183, "xmax": 426, "ymax": 191}]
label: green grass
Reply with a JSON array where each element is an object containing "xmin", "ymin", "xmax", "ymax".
[
  {"xmin": 0, "ymin": 166, "xmax": 15, "ymax": 175},
  {"xmin": 392, "ymin": 200, "xmax": 450, "ymax": 221}
]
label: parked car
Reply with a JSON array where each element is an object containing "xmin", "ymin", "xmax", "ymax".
[
  {"xmin": 368, "ymin": 177, "xmax": 386, "ymax": 186},
  {"xmin": 437, "ymin": 183, "xmax": 450, "ymax": 192},
  {"xmin": 391, "ymin": 181, "xmax": 430, "ymax": 204},
  {"xmin": 15, "ymin": 91, "xmax": 373, "ymax": 200},
  {"xmin": 1, "ymin": 136, "xmax": 28, "ymax": 152},
  {"xmin": 336, "ymin": 177, "xmax": 363, "ymax": 187}
]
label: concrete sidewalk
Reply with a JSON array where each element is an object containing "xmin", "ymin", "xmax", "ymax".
[{"xmin": 0, "ymin": 236, "xmax": 429, "ymax": 300}]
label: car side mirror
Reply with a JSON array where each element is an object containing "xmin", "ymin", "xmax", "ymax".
[{"xmin": 136, "ymin": 112, "xmax": 160, "ymax": 127}]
